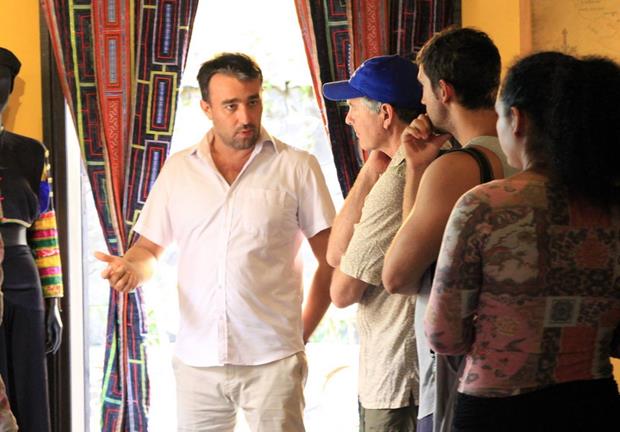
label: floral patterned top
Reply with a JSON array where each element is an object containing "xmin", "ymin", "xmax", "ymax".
[{"xmin": 425, "ymin": 177, "xmax": 620, "ymax": 397}]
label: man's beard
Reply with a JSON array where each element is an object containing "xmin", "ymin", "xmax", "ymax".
[
  {"xmin": 427, "ymin": 104, "xmax": 451, "ymax": 136},
  {"xmin": 228, "ymin": 125, "xmax": 259, "ymax": 150}
]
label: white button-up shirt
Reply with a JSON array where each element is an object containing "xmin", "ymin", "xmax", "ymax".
[{"xmin": 134, "ymin": 129, "xmax": 335, "ymax": 366}]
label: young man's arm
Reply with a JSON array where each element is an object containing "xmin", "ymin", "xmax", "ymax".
[
  {"xmin": 95, "ymin": 235, "xmax": 164, "ymax": 292},
  {"xmin": 383, "ymin": 152, "xmax": 481, "ymax": 295},
  {"xmin": 302, "ymin": 228, "xmax": 334, "ymax": 343}
]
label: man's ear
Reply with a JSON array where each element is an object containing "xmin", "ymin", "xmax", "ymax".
[
  {"xmin": 381, "ymin": 103, "xmax": 395, "ymax": 129},
  {"xmin": 437, "ymin": 79, "xmax": 454, "ymax": 103},
  {"xmin": 200, "ymin": 99, "xmax": 213, "ymax": 120}
]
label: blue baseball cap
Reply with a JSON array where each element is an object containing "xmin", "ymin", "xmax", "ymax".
[{"xmin": 322, "ymin": 55, "xmax": 423, "ymax": 110}]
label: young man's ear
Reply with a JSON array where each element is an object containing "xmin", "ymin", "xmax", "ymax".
[{"xmin": 437, "ymin": 79, "xmax": 455, "ymax": 104}]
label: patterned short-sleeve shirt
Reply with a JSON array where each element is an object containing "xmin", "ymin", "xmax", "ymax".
[{"xmin": 340, "ymin": 146, "xmax": 418, "ymax": 409}]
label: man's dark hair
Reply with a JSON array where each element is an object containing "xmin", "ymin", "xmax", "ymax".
[
  {"xmin": 197, "ymin": 53, "xmax": 263, "ymax": 102},
  {"xmin": 416, "ymin": 27, "xmax": 500, "ymax": 110},
  {"xmin": 500, "ymin": 51, "xmax": 620, "ymax": 207}
]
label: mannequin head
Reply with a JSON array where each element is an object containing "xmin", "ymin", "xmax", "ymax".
[
  {"xmin": 0, "ymin": 67, "xmax": 12, "ymax": 114},
  {"xmin": 0, "ymin": 47, "xmax": 21, "ymax": 115}
]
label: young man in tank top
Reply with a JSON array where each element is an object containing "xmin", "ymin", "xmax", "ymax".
[{"xmin": 382, "ymin": 27, "xmax": 518, "ymax": 432}]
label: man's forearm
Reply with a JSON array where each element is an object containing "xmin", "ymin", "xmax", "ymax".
[
  {"xmin": 302, "ymin": 262, "xmax": 334, "ymax": 343},
  {"xmin": 402, "ymin": 161, "xmax": 427, "ymax": 218},
  {"xmin": 330, "ymin": 267, "xmax": 369, "ymax": 308},
  {"xmin": 326, "ymin": 166, "xmax": 380, "ymax": 267},
  {"xmin": 123, "ymin": 243, "xmax": 160, "ymax": 285}
]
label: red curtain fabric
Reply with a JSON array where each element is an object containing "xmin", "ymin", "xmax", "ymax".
[
  {"xmin": 295, "ymin": 0, "xmax": 460, "ymax": 195},
  {"xmin": 40, "ymin": 1, "xmax": 199, "ymax": 430}
]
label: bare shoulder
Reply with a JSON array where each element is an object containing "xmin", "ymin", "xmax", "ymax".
[{"xmin": 421, "ymin": 150, "xmax": 482, "ymax": 195}]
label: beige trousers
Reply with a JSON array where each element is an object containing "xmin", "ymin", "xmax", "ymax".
[{"xmin": 173, "ymin": 352, "xmax": 307, "ymax": 432}]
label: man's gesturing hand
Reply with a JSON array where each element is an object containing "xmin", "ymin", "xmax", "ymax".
[{"xmin": 95, "ymin": 251, "xmax": 141, "ymax": 293}]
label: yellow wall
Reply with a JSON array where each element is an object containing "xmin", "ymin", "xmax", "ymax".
[
  {"xmin": 462, "ymin": 0, "xmax": 620, "ymax": 390},
  {"xmin": 462, "ymin": 0, "xmax": 525, "ymax": 73},
  {"xmin": 0, "ymin": 0, "xmax": 43, "ymax": 141}
]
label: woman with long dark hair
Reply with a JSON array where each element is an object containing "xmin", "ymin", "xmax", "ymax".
[{"xmin": 424, "ymin": 51, "xmax": 620, "ymax": 431}]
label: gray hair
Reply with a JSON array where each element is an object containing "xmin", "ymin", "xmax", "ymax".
[{"xmin": 362, "ymin": 97, "xmax": 382, "ymax": 113}]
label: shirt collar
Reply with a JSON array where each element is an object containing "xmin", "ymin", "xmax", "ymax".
[{"xmin": 189, "ymin": 127, "xmax": 280, "ymax": 161}]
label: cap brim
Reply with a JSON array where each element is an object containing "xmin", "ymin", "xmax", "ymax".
[{"xmin": 322, "ymin": 81, "xmax": 364, "ymax": 101}]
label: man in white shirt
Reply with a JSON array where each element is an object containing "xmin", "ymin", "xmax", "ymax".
[{"xmin": 95, "ymin": 53, "xmax": 335, "ymax": 432}]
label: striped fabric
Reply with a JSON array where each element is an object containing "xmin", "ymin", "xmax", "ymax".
[
  {"xmin": 40, "ymin": 1, "xmax": 198, "ymax": 430},
  {"xmin": 29, "ymin": 210, "xmax": 63, "ymax": 297},
  {"xmin": 32, "ymin": 150, "xmax": 64, "ymax": 299},
  {"xmin": 295, "ymin": 0, "xmax": 460, "ymax": 195}
]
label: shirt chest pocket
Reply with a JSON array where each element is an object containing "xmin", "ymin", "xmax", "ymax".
[{"xmin": 237, "ymin": 188, "xmax": 298, "ymax": 238}]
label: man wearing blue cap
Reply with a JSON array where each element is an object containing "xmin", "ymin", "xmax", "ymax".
[{"xmin": 323, "ymin": 54, "xmax": 424, "ymax": 431}]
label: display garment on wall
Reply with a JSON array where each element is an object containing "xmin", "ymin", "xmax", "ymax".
[
  {"xmin": 0, "ymin": 46, "xmax": 64, "ymax": 432},
  {"xmin": 0, "ymin": 128, "xmax": 57, "ymax": 432}
]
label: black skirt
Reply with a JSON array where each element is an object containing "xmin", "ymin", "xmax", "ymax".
[
  {"xmin": 452, "ymin": 378, "xmax": 620, "ymax": 432},
  {"xmin": 0, "ymin": 244, "xmax": 50, "ymax": 432}
]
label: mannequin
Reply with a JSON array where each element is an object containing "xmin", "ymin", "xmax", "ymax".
[{"xmin": 0, "ymin": 47, "xmax": 63, "ymax": 432}]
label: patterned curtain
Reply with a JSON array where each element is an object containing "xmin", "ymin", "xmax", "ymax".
[
  {"xmin": 40, "ymin": 1, "xmax": 199, "ymax": 430},
  {"xmin": 295, "ymin": 0, "xmax": 460, "ymax": 195}
]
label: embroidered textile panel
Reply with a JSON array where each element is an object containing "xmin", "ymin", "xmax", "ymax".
[
  {"xmin": 295, "ymin": 0, "xmax": 361, "ymax": 195},
  {"xmin": 40, "ymin": 1, "xmax": 198, "ymax": 430}
]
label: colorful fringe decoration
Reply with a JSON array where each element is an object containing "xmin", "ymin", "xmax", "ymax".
[{"xmin": 29, "ymin": 210, "xmax": 63, "ymax": 298}]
